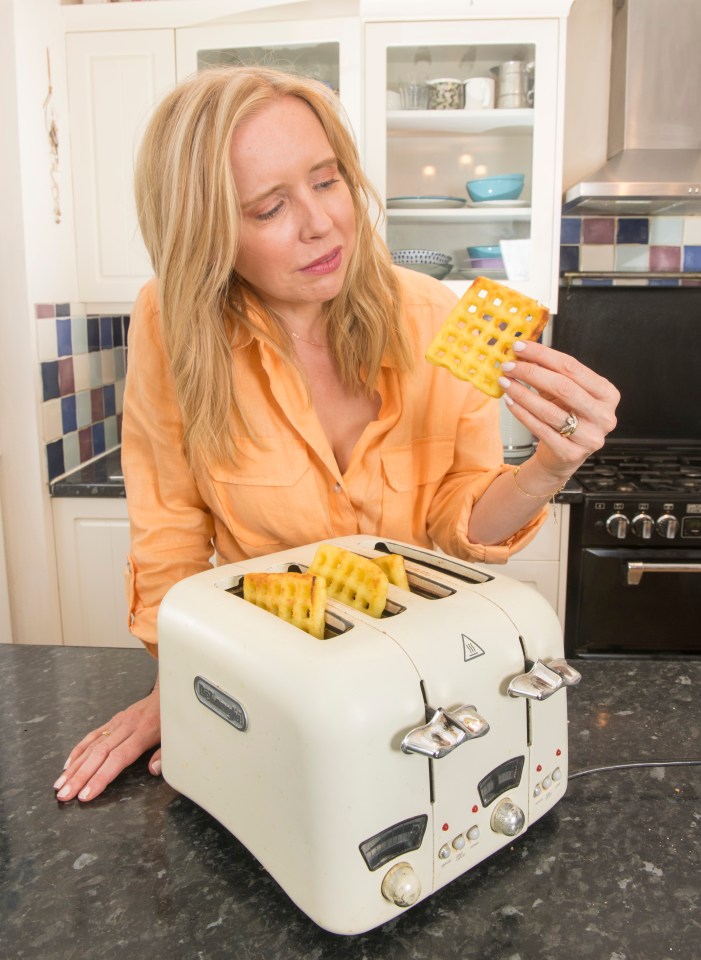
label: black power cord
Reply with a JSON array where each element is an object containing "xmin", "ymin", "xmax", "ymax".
[{"xmin": 568, "ymin": 759, "xmax": 701, "ymax": 781}]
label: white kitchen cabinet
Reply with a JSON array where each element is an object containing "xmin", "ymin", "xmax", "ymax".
[
  {"xmin": 52, "ymin": 497, "xmax": 140, "ymax": 649},
  {"xmin": 476, "ymin": 502, "xmax": 570, "ymax": 626},
  {"xmin": 65, "ymin": 30, "xmax": 176, "ymax": 304},
  {"xmin": 363, "ymin": 13, "xmax": 569, "ymax": 311},
  {"xmin": 175, "ymin": 17, "xmax": 363, "ymax": 148}
]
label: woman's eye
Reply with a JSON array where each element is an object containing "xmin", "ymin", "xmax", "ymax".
[
  {"xmin": 315, "ymin": 177, "xmax": 340, "ymax": 191},
  {"xmin": 255, "ymin": 201, "xmax": 284, "ymax": 222}
]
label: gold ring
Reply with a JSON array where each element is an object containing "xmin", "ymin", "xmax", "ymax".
[
  {"xmin": 559, "ymin": 413, "xmax": 578, "ymax": 437},
  {"xmin": 102, "ymin": 730, "xmax": 111, "ymax": 737}
]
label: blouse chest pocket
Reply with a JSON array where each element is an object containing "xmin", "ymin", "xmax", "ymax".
[
  {"xmin": 380, "ymin": 437, "xmax": 456, "ymax": 543},
  {"xmin": 206, "ymin": 437, "xmax": 325, "ymax": 550}
]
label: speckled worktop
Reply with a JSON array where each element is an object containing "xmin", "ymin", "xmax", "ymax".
[
  {"xmin": 2, "ymin": 646, "xmax": 698, "ymax": 960},
  {"xmin": 49, "ymin": 447, "xmax": 583, "ymax": 503}
]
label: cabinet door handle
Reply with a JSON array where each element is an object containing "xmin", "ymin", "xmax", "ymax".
[{"xmin": 626, "ymin": 561, "xmax": 701, "ymax": 585}]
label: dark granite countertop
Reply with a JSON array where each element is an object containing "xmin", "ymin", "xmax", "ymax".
[
  {"xmin": 49, "ymin": 447, "xmax": 582, "ymax": 503},
  {"xmin": 2, "ymin": 646, "xmax": 698, "ymax": 959},
  {"xmin": 50, "ymin": 447, "xmax": 125, "ymax": 498}
]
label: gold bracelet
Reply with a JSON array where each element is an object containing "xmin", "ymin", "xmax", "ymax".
[{"xmin": 512, "ymin": 465, "xmax": 567, "ymax": 501}]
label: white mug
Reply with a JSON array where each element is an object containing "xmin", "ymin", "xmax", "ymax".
[{"xmin": 463, "ymin": 77, "xmax": 495, "ymax": 110}]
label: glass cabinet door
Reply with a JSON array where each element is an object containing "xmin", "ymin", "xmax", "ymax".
[
  {"xmin": 364, "ymin": 18, "xmax": 562, "ymax": 308},
  {"xmin": 175, "ymin": 18, "xmax": 362, "ymax": 149}
]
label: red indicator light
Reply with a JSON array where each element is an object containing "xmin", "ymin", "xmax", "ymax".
[
  {"xmin": 556, "ymin": 748, "xmax": 562, "ymax": 756},
  {"xmin": 442, "ymin": 823, "xmax": 449, "ymax": 831},
  {"xmin": 472, "ymin": 805, "xmax": 478, "ymax": 814},
  {"xmin": 536, "ymin": 764, "xmax": 543, "ymax": 772}
]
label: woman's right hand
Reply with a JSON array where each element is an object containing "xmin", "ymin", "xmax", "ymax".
[{"xmin": 53, "ymin": 683, "xmax": 162, "ymax": 803}]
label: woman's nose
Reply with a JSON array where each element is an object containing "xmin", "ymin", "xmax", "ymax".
[{"xmin": 299, "ymin": 191, "xmax": 333, "ymax": 240}]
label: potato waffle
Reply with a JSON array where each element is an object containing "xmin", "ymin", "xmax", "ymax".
[
  {"xmin": 243, "ymin": 571, "xmax": 327, "ymax": 639},
  {"xmin": 425, "ymin": 275, "xmax": 549, "ymax": 398},
  {"xmin": 309, "ymin": 544, "xmax": 389, "ymax": 618},
  {"xmin": 372, "ymin": 554, "xmax": 409, "ymax": 591}
]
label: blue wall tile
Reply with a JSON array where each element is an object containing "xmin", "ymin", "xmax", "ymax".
[
  {"xmin": 683, "ymin": 245, "xmax": 701, "ymax": 270},
  {"xmin": 41, "ymin": 361, "xmax": 60, "ymax": 401},
  {"xmin": 87, "ymin": 316, "xmax": 100, "ymax": 352},
  {"xmin": 61, "ymin": 394, "xmax": 77, "ymax": 434},
  {"xmin": 560, "ymin": 217, "xmax": 581, "ymax": 244},
  {"xmin": 616, "ymin": 218, "xmax": 649, "ymax": 244},
  {"xmin": 46, "ymin": 439, "xmax": 65, "ymax": 482}
]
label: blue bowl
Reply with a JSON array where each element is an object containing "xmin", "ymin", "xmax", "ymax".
[
  {"xmin": 466, "ymin": 245, "xmax": 502, "ymax": 259},
  {"xmin": 466, "ymin": 174, "xmax": 524, "ymax": 203}
]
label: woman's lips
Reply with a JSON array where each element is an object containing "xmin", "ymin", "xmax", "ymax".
[{"xmin": 300, "ymin": 247, "xmax": 342, "ymax": 276}]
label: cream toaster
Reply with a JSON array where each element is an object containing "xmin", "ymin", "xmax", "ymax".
[{"xmin": 158, "ymin": 536, "xmax": 580, "ymax": 935}]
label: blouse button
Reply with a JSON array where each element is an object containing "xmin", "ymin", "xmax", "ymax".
[{"xmin": 333, "ymin": 482, "xmax": 342, "ymax": 493}]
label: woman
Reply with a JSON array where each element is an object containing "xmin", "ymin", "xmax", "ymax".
[{"xmin": 54, "ymin": 66, "xmax": 618, "ymax": 803}]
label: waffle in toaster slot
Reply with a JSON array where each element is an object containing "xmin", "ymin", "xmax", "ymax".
[
  {"xmin": 243, "ymin": 571, "xmax": 327, "ymax": 639},
  {"xmin": 308, "ymin": 544, "xmax": 389, "ymax": 618}
]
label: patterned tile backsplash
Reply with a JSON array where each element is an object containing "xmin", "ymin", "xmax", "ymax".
[
  {"xmin": 560, "ymin": 214, "xmax": 701, "ymax": 286},
  {"xmin": 37, "ymin": 302, "xmax": 129, "ymax": 484}
]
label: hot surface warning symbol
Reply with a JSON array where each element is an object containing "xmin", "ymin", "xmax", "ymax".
[{"xmin": 462, "ymin": 635, "xmax": 485, "ymax": 661}]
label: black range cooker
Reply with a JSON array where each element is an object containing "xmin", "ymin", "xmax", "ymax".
[{"xmin": 551, "ymin": 283, "xmax": 701, "ymax": 659}]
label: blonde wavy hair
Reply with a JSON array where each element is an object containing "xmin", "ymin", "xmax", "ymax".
[{"xmin": 134, "ymin": 65, "xmax": 412, "ymax": 468}]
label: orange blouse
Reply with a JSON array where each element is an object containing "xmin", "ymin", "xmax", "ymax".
[{"xmin": 122, "ymin": 267, "xmax": 546, "ymax": 656}]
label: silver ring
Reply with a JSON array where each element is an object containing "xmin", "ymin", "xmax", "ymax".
[{"xmin": 558, "ymin": 413, "xmax": 578, "ymax": 437}]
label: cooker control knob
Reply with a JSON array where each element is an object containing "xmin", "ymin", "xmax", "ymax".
[
  {"xmin": 490, "ymin": 797, "xmax": 525, "ymax": 837},
  {"xmin": 381, "ymin": 862, "xmax": 421, "ymax": 908},
  {"xmin": 605, "ymin": 513, "xmax": 629, "ymax": 539},
  {"xmin": 655, "ymin": 514, "xmax": 679, "ymax": 539},
  {"xmin": 631, "ymin": 513, "xmax": 654, "ymax": 539}
]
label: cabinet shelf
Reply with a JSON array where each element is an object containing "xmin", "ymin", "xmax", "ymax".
[
  {"xmin": 387, "ymin": 108, "xmax": 534, "ymax": 137},
  {"xmin": 386, "ymin": 206, "xmax": 531, "ymax": 223}
]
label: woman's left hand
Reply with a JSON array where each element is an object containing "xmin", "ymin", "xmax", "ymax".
[{"xmin": 498, "ymin": 338, "xmax": 620, "ymax": 480}]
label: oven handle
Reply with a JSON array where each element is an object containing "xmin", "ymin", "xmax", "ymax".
[{"xmin": 626, "ymin": 561, "xmax": 701, "ymax": 585}]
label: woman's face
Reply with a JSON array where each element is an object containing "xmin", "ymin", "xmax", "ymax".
[{"xmin": 230, "ymin": 95, "xmax": 357, "ymax": 321}]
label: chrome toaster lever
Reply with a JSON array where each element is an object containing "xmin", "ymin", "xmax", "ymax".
[
  {"xmin": 401, "ymin": 705, "xmax": 489, "ymax": 759},
  {"xmin": 545, "ymin": 658, "xmax": 582, "ymax": 687},
  {"xmin": 507, "ymin": 658, "xmax": 582, "ymax": 700}
]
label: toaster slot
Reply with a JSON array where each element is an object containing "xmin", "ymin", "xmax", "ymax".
[
  {"xmin": 219, "ymin": 574, "xmax": 355, "ymax": 639},
  {"xmin": 372, "ymin": 540, "xmax": 493, "ymax": 586}
]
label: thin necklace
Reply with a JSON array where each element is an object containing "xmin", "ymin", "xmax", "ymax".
[{"xmin": 289, "ymin": 329, "xmax": 328, "ymax": 348}]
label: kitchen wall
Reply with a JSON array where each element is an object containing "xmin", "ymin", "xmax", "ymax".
[
  {"xmin": 560, "ymin": 214, "xmax": 701, "ymax": 285},
  {"xmin": 38, "ymin": 304, "xmax": 128, "ymax": 483}
]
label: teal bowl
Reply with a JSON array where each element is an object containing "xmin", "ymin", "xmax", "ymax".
[
  {"xmin": 466, "ymin": 174, "xmax": 524, "ymax": 203},
  {"xmin": 466, "ymin": 245, "xmax": 502, "ymax": 259}
]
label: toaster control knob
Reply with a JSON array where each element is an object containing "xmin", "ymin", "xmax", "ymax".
[
  {"xmin": 490, "ymin": 797, "xmax": 525, "ymax": 837},
  {"xmin": 656, "ymin": 514, "xmax": 679, "ymax": 539},
  {"xmin": 381, "ymin": 862, "xmax": 421, "ymax": 908},
  {"xmin": 631, "ymin": 513, "xmax": 653, "ymax": 539},
  {"xmin": 605, "ymin": 513, "xmax": 629, "ymax": 539}
]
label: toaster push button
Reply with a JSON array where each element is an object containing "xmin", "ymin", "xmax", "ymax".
[
  {"xmin": 467, "ymin": 826, "xmax": 480, "ymax": 842},
  {"xmin": 452, "ymin": 834, "xmax": 466, "ymax": 851},
  {"xmin": 438, "ymin": 844, "xmax": 451, "ymax": 860}
]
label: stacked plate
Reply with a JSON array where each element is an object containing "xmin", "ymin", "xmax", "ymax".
[
  {"xmin": 465, "ymin": 244, "xmax": 505, "ymax": 272},
  {"xmin": 391, "ymin": 249, "xmax": 453, "ymax": 280}
]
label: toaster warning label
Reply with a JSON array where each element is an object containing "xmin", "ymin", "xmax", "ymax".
[{"xmin": 462, "ymin": 635, "xmax": 485, "ymax": 662}]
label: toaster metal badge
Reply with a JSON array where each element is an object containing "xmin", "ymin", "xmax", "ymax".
[{"xmin": 158, "ymin": 536, "xmax": 580, "ymax": 935}]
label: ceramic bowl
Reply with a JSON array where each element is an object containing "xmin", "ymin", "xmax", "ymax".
[
  {"xmin": 466, "ymin": 174, "xmax": 524, "ymax": 203},
  {"xmin": 404, "ymin": 262, "xmax": 452, "ymax": 280},
  {"xmin": 468, "ymin": 257, "xmax": 505, "ymax": 271},
  {"xmin": 391, "ymin": 249, "xmax": 453, "ymax": 266},
  {"xmin": 466, "ymin": 245, "xmax": 502, "ymax": 259}
]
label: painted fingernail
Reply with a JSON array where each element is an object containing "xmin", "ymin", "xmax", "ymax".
[
  {"xmin": 53, "ymin": 774, "xmax": 67, "ymax": 791},
  {"xmin": 63, "ymin": 756, "xmax": 72, "ymax": 770},
  {"xmin": 513, "ymin": 340, "xmax": 527, "ymax": 352},
  {"xmin": 503, "ymin": 393, "xmax": 514, "ymax": 406},
  {"xmin": 498, "ymin": 376, "xmax": 511, "ymax": 390},
  {"xmin": 501, "ymin": 361, "xmax": 516, "ymax": 372},
  {"xmin": 57, "ymin": 784, "xmax": 71, "ymax": 800},
  {"xmin": 150, "ymin": 759, "xmax": 162, "ymax": 776},
  {"xmin": 78, "ymin": 787, "xmax": 91, "ymax": 802}
]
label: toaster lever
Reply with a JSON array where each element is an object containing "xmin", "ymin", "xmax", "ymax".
[
  {"xmin": 545, "ymin": 658, "xmax": 582, "ymax": 687},
  {"xmin": 401, "ymin": 705, "xmax": 489, "ymax": 759},
  {"xmin": 507, "ymin": 659, "xmax": 564, "ymax": 701}
]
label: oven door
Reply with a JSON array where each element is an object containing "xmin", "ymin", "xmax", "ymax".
[{"xmin": 565, "ymin": 547, "xmax": 701, "ymax": 658}]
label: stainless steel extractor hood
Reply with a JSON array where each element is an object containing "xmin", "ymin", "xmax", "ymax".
[{"xmin": 563, "ymin": 0, "xmax": 701, "ymax": 215}]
